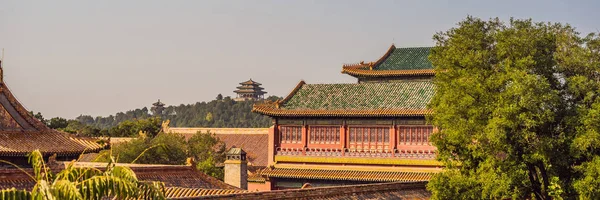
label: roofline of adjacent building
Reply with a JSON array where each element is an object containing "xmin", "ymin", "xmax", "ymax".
[
  {"xmin": 252, "ymin": 105, "xmax": 432, "ymax": 117},
  {"xmin": 341, "ymin": 44, "xmax": 436, "ymax": 77},
  {"xmin": 175, "ymin": 181, "xmax": 428, "ymax": 200},
  {"xmin": 251, "ymin": 79, "xmax": 433, "ymax": 117},
  {"xmin": 342, "ymin": 68, "xmax": 436, "ymax": 77},
  {"xmin": 0, "ymin": 146, "xmax": 106, "ymax": 157},
  {"xmin": 279, "ymin": 80, "xmax": 306, "ymax": 105}
]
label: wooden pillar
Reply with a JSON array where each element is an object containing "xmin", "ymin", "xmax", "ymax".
[
  {"xmin": 268, "ymin": 120, "xmax": 277, "ymax": 166},
  {"xmin": 390, "ymin": 124, "xmax": 396, "ymax": 151},
  {"xmin": 390, "ymin": 122, "xmax": 397, "ymax": 158},
  {"xmin": 301, "ymin": 123, "xmax": 308, "ymax": 155},
  {"xmin": 340, "ymin": 123, "xmax": 347, "ymax": 155}
]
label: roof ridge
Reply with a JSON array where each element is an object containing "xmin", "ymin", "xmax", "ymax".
[
  {"xmin": 304, "ymin": 80, "xmax": 433, "ymax": 86},
  {"xmin": 371, "ymin": 44, "xmax": 396, "ymax": 69},
  {"xmin": 393, "ymin": 46, "xmax": 433, "ymax": 49},
  {"xmin": 279, "ymin": 80, "xmax": 306, "ymax": 105},
  {"xmin": 202, "ymin": 181, "xmax": 428, "ymax": 199},
  {"xmin": 0, "ymin": 82, "xmax": 48, "ymax": 131},
  {"xmin": 0, "ymin": 60, "xmax": 3, "ymax": 83}
]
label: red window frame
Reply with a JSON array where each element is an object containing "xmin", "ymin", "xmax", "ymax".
[
  {"xmin": 308, "ymin": 126, "xmax": 340, "ymax": 144},
  {"xmin": 397, "ymin": 126, "xmax": 433, "ymax": 146},
  {"xmin": 279, "ymin": 126, "xmax": 302, "ymax": 144},
  {"xmin": 348, "ymin": 126, "xmax": 390, "ymax": 150}
]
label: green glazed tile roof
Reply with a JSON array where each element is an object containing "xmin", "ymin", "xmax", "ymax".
[
  {"xmin": 341, "ymin": 45, "xmax": 435, "ymax": 78},
  {"xmin": 282, "ymin": 81, "xmax": 434, "ymax": 110},
  {"xmin": 375, "ymin": 47, "xmax": 433, "ymax": 71}
]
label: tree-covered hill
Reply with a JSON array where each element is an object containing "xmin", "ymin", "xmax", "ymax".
[
  {"xmin": 30, "ymin": 95, "xmax": 279, "ymax": 137},
  {"xmin": 75, "ymin": 95, "xmax": 279, "ymax": 129}
]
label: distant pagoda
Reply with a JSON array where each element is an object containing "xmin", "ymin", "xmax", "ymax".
[
  {"xmin": 234, "ymin": 79, "xmax": 267, "ymax": 101},
  {"xmin": 151, "ymin": 99, "xmax": 165, "ymax": 116}
]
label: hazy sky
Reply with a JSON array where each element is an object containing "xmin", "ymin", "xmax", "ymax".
[{"xmin": 1, "ymin": 0, "xmax": 598, "ymax": 118}]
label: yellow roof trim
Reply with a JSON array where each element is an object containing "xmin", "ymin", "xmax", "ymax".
[{"xmin": 274, "ymin": 155, "xmax": 443, "ymax": 166}]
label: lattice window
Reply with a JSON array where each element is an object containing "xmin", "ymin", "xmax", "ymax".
[
  {"xmin": 348, "ymin": 127, "xmax": 390, "ymax": 150},
  {"xmin": 397, "ymin": 126, "xmax": 433, "ymax": 145},
  {"xmin": 279, "ymin": 126, "xmax": 302, "ymax": 144},
  {"xmin": 309, "ymin": 126, "xmax": 340, "ymax": 144}
]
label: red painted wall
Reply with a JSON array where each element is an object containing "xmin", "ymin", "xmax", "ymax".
[{"xmin": 248, "ymin": 181, "xmax": 272, "ymax": 191}]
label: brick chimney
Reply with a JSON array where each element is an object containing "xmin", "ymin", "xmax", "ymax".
[{"xmin": 224, "ymin": 147, "xmax": 248, "ymax": 190}]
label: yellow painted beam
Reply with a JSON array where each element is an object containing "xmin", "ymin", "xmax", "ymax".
[{"xmin": 274, "ymin": 156, "xmax": 442, "ymax": 166}]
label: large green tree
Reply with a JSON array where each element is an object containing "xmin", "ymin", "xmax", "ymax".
[{"xmin": 427, "ymin": 16, "xmax": 600, "ymax": 199}]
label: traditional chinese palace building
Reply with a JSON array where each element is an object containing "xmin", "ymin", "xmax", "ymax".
[
  {"xmin": 234, "ymin": 79, "xmax": 267, "ymax": 101},
  {"xmin": 251, "ymin": 45, "xmax": 440, "ymax": 190},
  {"xmin": 0, "ymin": 55, "xmax": 431, "ymax": 199},
  {"xmin": 0, "ymin": 60, "xmax": 106, "ymax": 166}
]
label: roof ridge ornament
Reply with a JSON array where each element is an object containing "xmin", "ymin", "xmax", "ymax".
[
  {"xmin": 0, "ymin": 48, "xmax": 4, "ymax": 83},
  {"xmin": 0, "ymin": 60, "xmax": 3, "ymax": 83}
]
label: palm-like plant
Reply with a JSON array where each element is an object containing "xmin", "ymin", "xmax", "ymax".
[{"xmin": 0, "ymin": 150, "xmax": 165, "ymax": 200}]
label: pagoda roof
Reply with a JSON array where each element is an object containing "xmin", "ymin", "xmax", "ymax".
[
  {"xmin": 152, "ymin": 99, "xmax": 165, "ymax": 107},
  {"xmin": 234, "ymin": 89, "xmax": 267, "ymax": 94},
  {"xmin": 236, "ymin": 85, "xmax": 265, "ymax": 90},
  {"xmin": 0, "ymin": 65, "xmax": 106, "ymax": 157},
  {"xmin": 252, "ymin": 80, "xmax": 433, "ymax": 117},
  {"xmin": 239, "ymin": 79, "xmax": 262, "ymax": 86},
  {"xmin": 342, "ymin": 45, "xmax": 434, "ymax": 77}
]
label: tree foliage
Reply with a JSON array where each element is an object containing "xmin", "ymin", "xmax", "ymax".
[
  {"xmin": 32, "ymin": 95, "xmax": 281, "ymax": 137},
  {"xmin": 99, "ymin": 131, "xmax": 226, "ymax": 180},
  {"xmin": 47, "ymin": 117, "xmax": 68, "ymax": 129},
  {"xmin": 427, "ymin": 16, "xmax": 600, "ymax": 199},
  {"xmin": 100, "ymin": 133, "xmax": 189, "ymax": 165},
  {"xmin": 107, "ymin": 117, "xmax": 163, "ymax": 138},
  {"xmin": 0, "ymin": 150, "xmax": 165, "ymax": 199},
  {"xmin": 76, "ymin": 96, "xmax": 280, "ymax": 129},
  {"xmin": 29, "ymin": 111, "xmax": 46, "ymax": 125},
  {"xmin": 188, "ymin": 131, "xmax": 226, "ymax": 179},
  {"xmin": 58, "ymin": 117, "xmax": 161, "ymax": 138}
]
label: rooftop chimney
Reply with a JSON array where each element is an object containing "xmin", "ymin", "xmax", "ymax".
[{"xmin": 224, "ymin": 147, "xmax": 248, "ymax": 190}]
